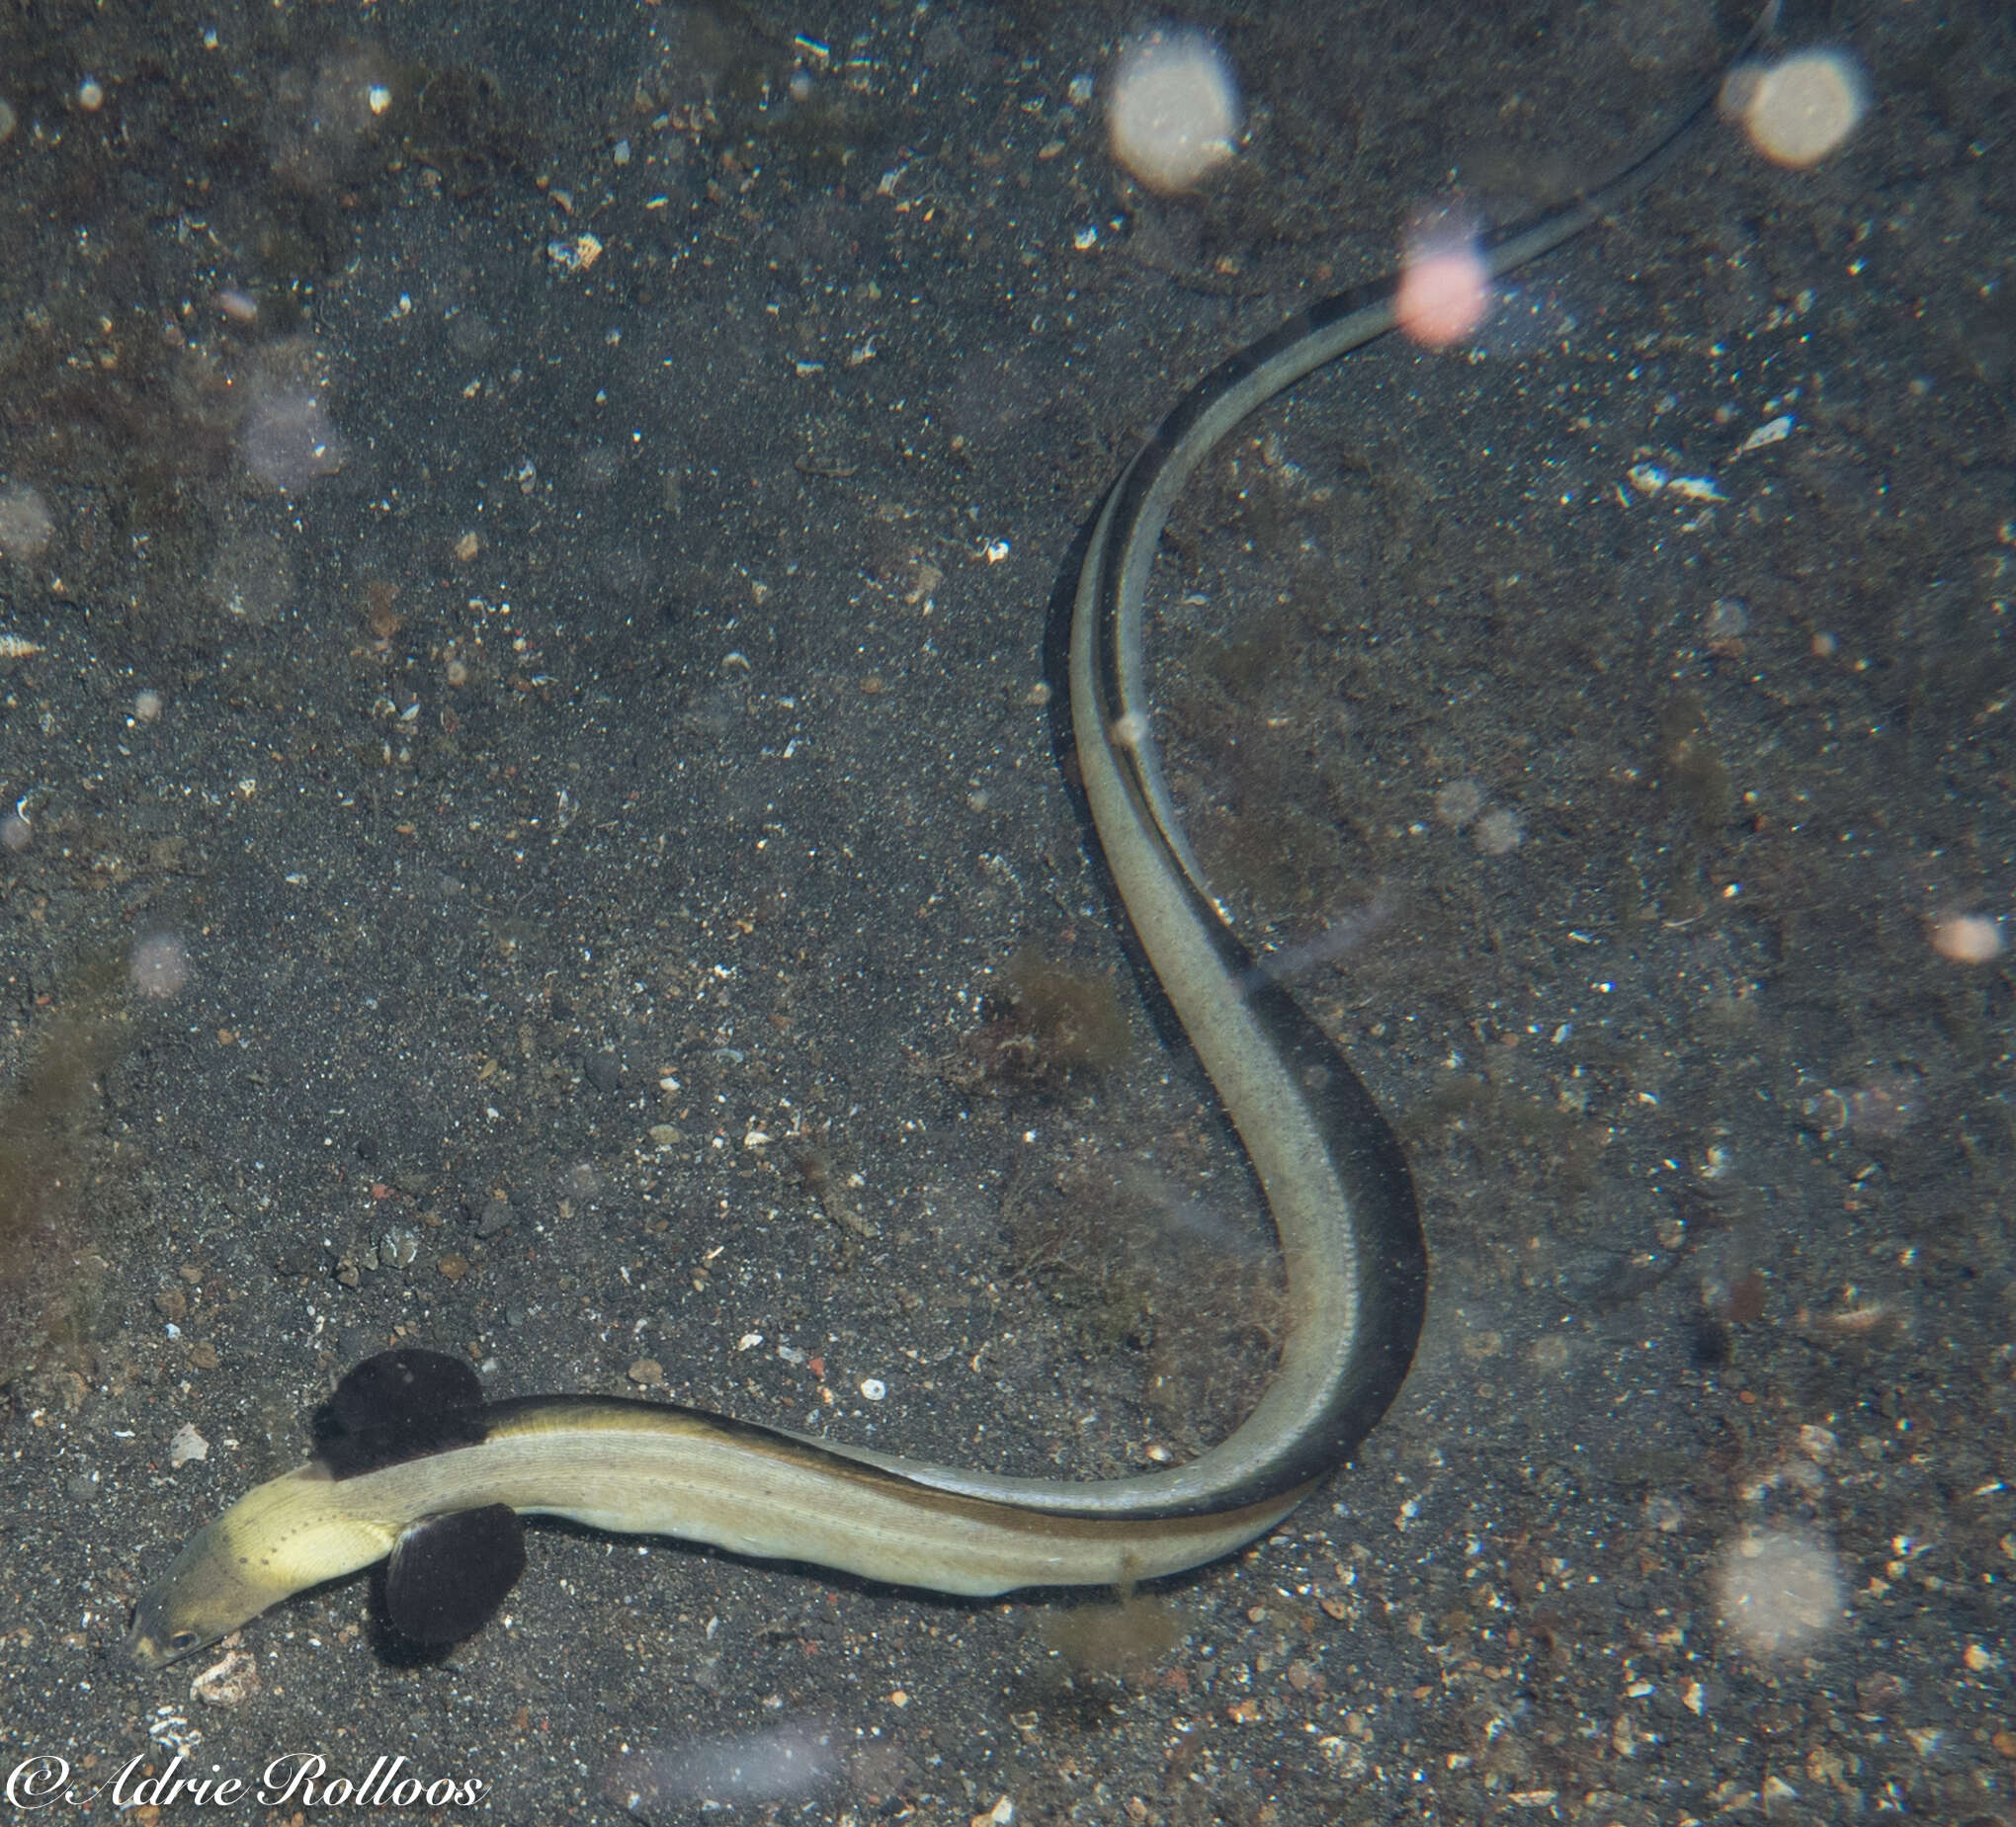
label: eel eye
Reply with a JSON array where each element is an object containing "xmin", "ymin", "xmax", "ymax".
[{"xmin": 169, "ymin": 1630, "xmax": 199, "ymax": 1652}]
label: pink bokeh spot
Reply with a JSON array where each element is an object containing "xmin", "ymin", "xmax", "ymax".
[{"xmin": 1395, "ymin": 235, "xmax": 1492, "ymax": 349}]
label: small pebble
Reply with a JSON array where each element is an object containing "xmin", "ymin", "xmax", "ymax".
[
  {"xmin": 476, "ymin": 1196, "xmax": 515, "ymax": 1237},
  {"xmin": 628, "ymin": 1358, "xmax": 665, "ymax": 1387},
  {"xmin": 437, "ymin": 1252, "xmax": 469, "ymax": 1281},
  {"xmin": 169, "ymin": 1423, "xmax": 209, "ymax": 1466},
  {"xmin": 191, "ymin": 1649, "xmax": 261, "ymax": 1707}
]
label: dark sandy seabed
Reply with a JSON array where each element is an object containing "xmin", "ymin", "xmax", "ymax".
[{"xmin": 0, "ymin": 0, "xmax": 2011, "ymax": 1821}]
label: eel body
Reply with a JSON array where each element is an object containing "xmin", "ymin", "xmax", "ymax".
[
  {"xmin": 128, "ymin": 1368, "xmax": 1309, "ymax": 1666},
  {"xmin": 127, "ymin": 7, "xmax": 1773, "ymax": 1668}
]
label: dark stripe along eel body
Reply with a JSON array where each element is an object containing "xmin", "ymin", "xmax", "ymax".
[{"xmin": 128, "ymin": 8, "xmax": 1775, "ymax": 1668}]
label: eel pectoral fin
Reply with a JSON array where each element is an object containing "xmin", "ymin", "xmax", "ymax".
[
  {"xmin": 311, "ymin": 1346, "xmax": 488, "ymax": 1477},
  {"xmin": 384, "ymin": 1504, "xmax": 527, "ymax": 1646}
]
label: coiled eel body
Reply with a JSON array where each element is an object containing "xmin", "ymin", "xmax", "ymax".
[{"xmin": 128, "ymin": 9, "xmax": 1773, "ymax": 1668}]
